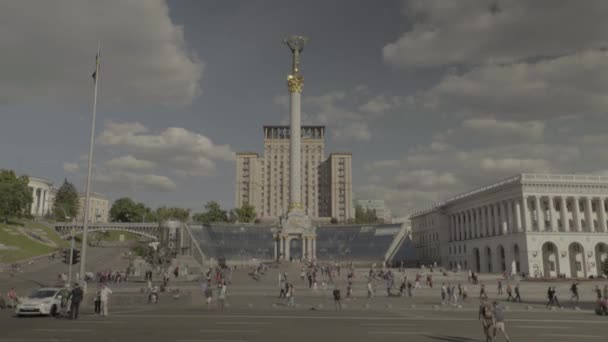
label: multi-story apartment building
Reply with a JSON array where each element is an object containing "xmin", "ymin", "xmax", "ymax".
[
  {"xmin": 235, "ymin": 126, "xmax": 354, "ymax": 222},
  {"xmin": 76, "ymin": 193, "xmax": 110, "ymax": 223}
]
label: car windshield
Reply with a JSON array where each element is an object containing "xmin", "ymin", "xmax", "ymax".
[{"xmin": 28, "ymin": 290, "xmax": 57, "ymax": 299}]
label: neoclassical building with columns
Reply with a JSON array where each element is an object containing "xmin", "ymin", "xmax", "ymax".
[
  {"xmin": 28, "ymin": 177, "xmax": 57, "ymax": 217},
  {"xmin": 411, "ymin": 173, "xmax": 608, "ymax": 278}
]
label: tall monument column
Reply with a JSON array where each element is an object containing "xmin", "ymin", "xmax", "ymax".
[
  {"xmin": 285, "ymin": 35, "xmax": 307, "ymax": 210},
  {"xmin": 279, "ymin": 35, "xmax": 316, "ymax": 261}
]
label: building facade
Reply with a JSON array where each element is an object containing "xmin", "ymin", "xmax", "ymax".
[
  {"xmin": 76, "ymin": 193, "xmax": 110, "ymax": 224},
  {"xmin": 235, "ymin": 126, "xmax": 354, "ymax": 222},
  {"xmin": 411, "ymin": 174, "xmax": 608, "ymax": 278},
  {"xmin": 28, "ymin": 177, "xmax": 56, "ymax": 217}
]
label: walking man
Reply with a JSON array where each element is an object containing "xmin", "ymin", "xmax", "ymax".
[
  {"xmin": 514, "ymin": 284, "xmax": 521, "ymax": 302},
  {"xmin": 570, "ymin": 282, "xmax": 579, "ymax": 305},
  {"xmin": 493, "ymin": 301, "xmax": 510, "ymax": 342},
  {"xmin": 100, "ymin": 283, "xmax": 112, "ymax": 316},
  {"xmin": 333, "ymin": 287, "xmax": 342, "ymax": 311},
  {"xmin": 69, "ymin": 283, "xmax": 83, "ymax": 320},
  {"xmin": 478, "ymin": 299, "xmax": 495, "ymax": 342}
]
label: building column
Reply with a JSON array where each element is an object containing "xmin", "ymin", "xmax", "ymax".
[
  {"xmin": 42, "ymin": 189, "xmax": 49, "ymax": 216},
  {"xmin": 477, "ymin": 207, "xmax": 482, "ymax": 238},
  {"xmin": 500, "ymin": 201, "xmax": 508, "ymax": 234},
  {"xmin": 548, "ymin": 196, "xmax": 557, "ymax": 232},
  {"xmin": 459, "ymin": 212, "xmax": 464, "ymax": 240},
  {"xmin": 280, "ymin": 236, "xmax": 285, "ymax": 260},
  {"xmin": 312, "ymin": 237, "xmax": 316, "ymax": 259},
  {"xmin": 492, "ymin": 203, "xmax": 499, "ymax": 236},
  {"xmin": 599, "ymin": 198, "xmax": 608, "ymax": 233},
  {"xmin": 285, "ymin": 237, "xmax": 290, "ymax": 260},
  {"xmin": 449, "ymin": 215, "xmax": 454, "ymax": 241},
  {"xmin": 522, "ymin": 197, "xmax": 531, "ymax": 232},
  {"xmin": 584, "ymin": 197, "xmax": 593, "ymax": 232},
  {"xmin": 534, "ymin": 196, "xmax": 542, "ymax": 231},
  {"xmin": 572, "ymin": 197, "xmax": 581, "ymax": 232},
  {"xmin": 559, "ymin": 196, "xmax": 568, "ymax": 232},
  {"xmin": 30, "ymin": 187, "xmax": 36, "ymax": 215},
  {"xmin": 515, "ymin": 200, "xmax": 522, "ymax": 233},
  {"xmin": 480, "ymin": 206, "xmax": 486, "ymax": 237},
  {"xmin": 466, "ymin": 210, "xmax": 471, "ymax": 239},
  {"xmin": 506, "ymin": 200, "xmax": 513, "ymax": 234},
  {"xmin": 274, "ymin": 237, "xmax": 279, "ymax": 260}
]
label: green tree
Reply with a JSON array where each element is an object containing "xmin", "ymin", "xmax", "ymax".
[
  {"xmin": 155, "ymin": 206, "xmax": 190, "ymax": 222},
  {"xmin": 53, "ymin": 179, "xmax": 79, "ymax": 221},
  {"xmin": 110, "ymin": 197, "xmax": 146, "ymax": 222},
  {"xmin": 233, "ymin": 204, "xmax": 256, "ymax": 223},
  {"xmin": 192, "ymin": 201, "xmax": 228, "ymax": 224},
  {"xmin": 0, "ymin": 170, "xmax": 33, "ymax": 223},
  {"xmin": 354, "ymin": 205, "xmax": 381, "ymax": 224}
]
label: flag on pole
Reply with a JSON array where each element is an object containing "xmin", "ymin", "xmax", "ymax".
[{"xmin": 91, "ymin": 52, "xmax": 100, "ymax": 81}]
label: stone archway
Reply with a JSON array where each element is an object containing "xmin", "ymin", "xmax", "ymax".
[
  {"xmin": 595, "ymin": 243, "xmax": 607, "ymax": 277},
  {"xmin": 542, "ymin": 242, "xmax": 560, "ymax": 278},
  {"xmin": 498, "ymin": 245, "xmax": 506, "ymax": 272},
  {"xmin": 485, "ymin": 246, "xmax": 493, "ymax": 273},
  {"xmin": 289, "ymin": 237, "xmax": 303, "ymax": 261},
  {"xmin": 473, "ymin": 248, "xmax": 481, "ymax": 273},
  {"xmin": 568, "ymin": 242, "xmax": 586, "ymax": 278},
  {"xmin": 512, "ymin": 244, "xmax": 521, "ymax": 274}
]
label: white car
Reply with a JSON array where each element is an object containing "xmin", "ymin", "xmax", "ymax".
[{"xmin": 15, "ymin": 287, "xmax": 65, "ymax": 317}]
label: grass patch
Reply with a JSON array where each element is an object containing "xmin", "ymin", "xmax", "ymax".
[
  {"xmin": 93, "ymin": 230, "xmax": 141, "ymax": 242},
  {"xmin": 0, "ymin": 219, "xmax": 67, "ymax": 263}
]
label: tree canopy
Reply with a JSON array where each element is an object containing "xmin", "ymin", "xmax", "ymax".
[
  {"xmin": 0, "ymin": 170, "xmax": 33, "ymax": 223},
  {"xmin": 354, "ymin": 205, "xmax": 382, "ymax": 224},
  {"xmin": 155, "ymin": 206, "xmax": 190, "ymax": 222},
  {"xmin": 110, "ymin": 197, "xmax": 147, "ymax": 222},
  {"xmin": 53, "ymin": 179, "xmax": 79, "ymax": 221},
  {"xmin": 233, "ymin": 203, "xmax": 257, "ymax": 223},
  {"xmin": 192, "ymin": 201, "xmax": 228, "ymax": 224}
]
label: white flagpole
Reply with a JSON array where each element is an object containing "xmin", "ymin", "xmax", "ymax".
[{"xmin": 79, "ymin": 42, "xmax": 101, "ymax": 288}]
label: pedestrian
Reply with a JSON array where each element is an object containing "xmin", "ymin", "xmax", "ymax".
[
  {"xmin": 497, "ymin": 280, "xmax": 503, "ymax": 295},
  {"xmin": 100, "ymin": 283, "xmax": 112, "ymax": 316},
  {"xmin": 479, "ymin": 284, "xmax": 488, "ymax": 300},
  {"xmin": 478, "ymin": 299, "xmax": 495, "ymax": 342},
  {"xmin": 218, "ymin": 281, "xmax": 227, "ymax": 311},
  {"xmin": 441, "ymin": 283, "xmax": 447, "ymax": 304},
  {"xmin": 69, "ymin": 283, "xmax": 83, "ymax": 320},
  {"xmin": 493, "ymin": 301, "xmax": 510, "ymax": 342},
  {"xmin": 346, "ymin": 280, "xmax": 353, "ymax": 299},
  {"xmin": 570, "ymin": 282, "xmax": 579, "ymax": 304},
  {"xmin": 204, "ymin": 281, "xmax": 213, "ymax": 306},
  {"xmin": 594, "ymin": 285, "xmax": 602, "ymax": 300},
  {"xmin": 333, "ymin": 287, "xmax": 342, "ymax": 311},
  {"xmin": 367, "ymin": 280, "xmax": 374, "ymax": 299},
  {"xmin": 94, "ymin": 286, "xmax": 101, "ymax": 315},
  {"xmin": 546, "ymin": 286, "xmax": 554, "ymax": 307},
  {"xmin": 506, "ymin": 284, "xmax": 513, "ymax": 301},
  {"xmin": 286, "ymin": 284, "xmax": 295, "ymax": 307},
  {"xmin": 551, "ymin": 286, "xmax": 562, "ymax": 308},
  {"xmin": 407, "ymin": 281, "xmax": 414, "ymax": 298},
  {"xmin": 514, "ymin": 284, "xmax": 521, "ymax": 302}
]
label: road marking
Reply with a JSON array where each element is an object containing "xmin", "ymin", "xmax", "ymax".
[
  {"xmin": 0, "ymin": 340, "xmax": 72, "ymax": 342},
  {"xmin": 540, "ymin": 334, "xmax": 601, "ymax": 339},
  {"xmin": 112, "ymin": 313, "xmax": 608, "ymax": 324},
  {"xmin": 515, "ymin": 325, "xmax": 573, "ymax": 329},
  {"xmin": 215, "ymin": 322, "xmax": 271, "ymax": 326},
  {"xmin": 177, "ymin": 340, "xmax": 246, "ymax": 342},
  {"xmin": 360, "ymin": 323, "xmax": 416, "ymax": 327},
  {"xmin": 32, "ymin": 329, "xmax": 93, "ymax": 332},
  {"xmin": 67, "ymin": 321, "xmax": 126, "ymax": 324},
  {"xmin": 200, "ymin": 329, "xmax": 259, "ymax": 334},
  {"xmin": 368, "ymin": 331, "xmax": 427, "ymax": 335}
]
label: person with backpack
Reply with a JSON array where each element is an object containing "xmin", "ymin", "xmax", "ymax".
[
  {"xmin": 493, "ymin": 301, "xmax": 510, "ymax": 342},
  {"xmin": 333, "ymin": 287, "xmax": 342, "ymax": 311},
  {"xmin": 478, "ymin": 299, "xmax": 495, "ymax": 342}
]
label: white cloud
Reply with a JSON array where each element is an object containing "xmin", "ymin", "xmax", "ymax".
[
  {"xmin": 0, "ymin": 0, "xmax": 203, "ymax": 106},
  {"xmin": 94, "ymin": 171, "xmax": 176, "ymax": 192},
  {"xmin": 581, "ymin": 133, "xmax": 608, "ymax": 145},
  {"xmin": 359, "ymin": 95, "xmax": 401, "ymax": 115},
  {"xmin": 462, "ymin": 118, "xmax": 544, "ymax": 140},
  {"xmin": 383, "ymin": 0, "xmax": 608, "ymax": 67},
  {"xmin": 395, "ymin": 169, "xmax": 459, "ymax": 189},
  {"xmin": 364, "ymin": 159, "xmax": 401, "ymax": 173},
  {"xmin": 105, "ymin": 155, "xmax": 156, "ymax": 172},
  {"xmin": 412, "ymin": 50, "xmax": 608, "ymax": 120},
  {"xmin": 63, "ymin": 162, "xmax": 79, "ymax": 174},
  {"xmin": 97, "ymin": 121, "xmax": 234, "ymax": 173},
  {"xmin": 480, "ymin": 157, "xmax": 553, "ymax": 173}
]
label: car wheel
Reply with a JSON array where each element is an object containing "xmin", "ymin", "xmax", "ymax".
[{"xmin": 50, "ymin": 305, "xmax": 57, "ymax": 317}]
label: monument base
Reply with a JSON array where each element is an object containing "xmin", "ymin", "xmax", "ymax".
[{"xmin": 276, "ymin": 209, "xmax": 316, "ymax": 261}]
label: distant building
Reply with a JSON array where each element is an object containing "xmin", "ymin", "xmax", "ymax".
[
  {"xmin": 76, "ymin": 193, "xmax": 110, "ymax": 223},
  {"xmin": 355, "ymin": 199, "xmax": 392, "ymax": 222},
  {"xmin": 235, "ymin": 126, "xmax": 354, "ymax": 222},
  {"xmin": 27, "ymin": 177, "xmax": 56, "ymax": 217},
  {"xmin": 410, "ymin": 173, "xmax": 608, "ymax": 278}
]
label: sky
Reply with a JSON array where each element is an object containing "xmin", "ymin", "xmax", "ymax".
[{"xmin": 1, "ymin": 0, "xmax": 608, "ymax": 217}]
